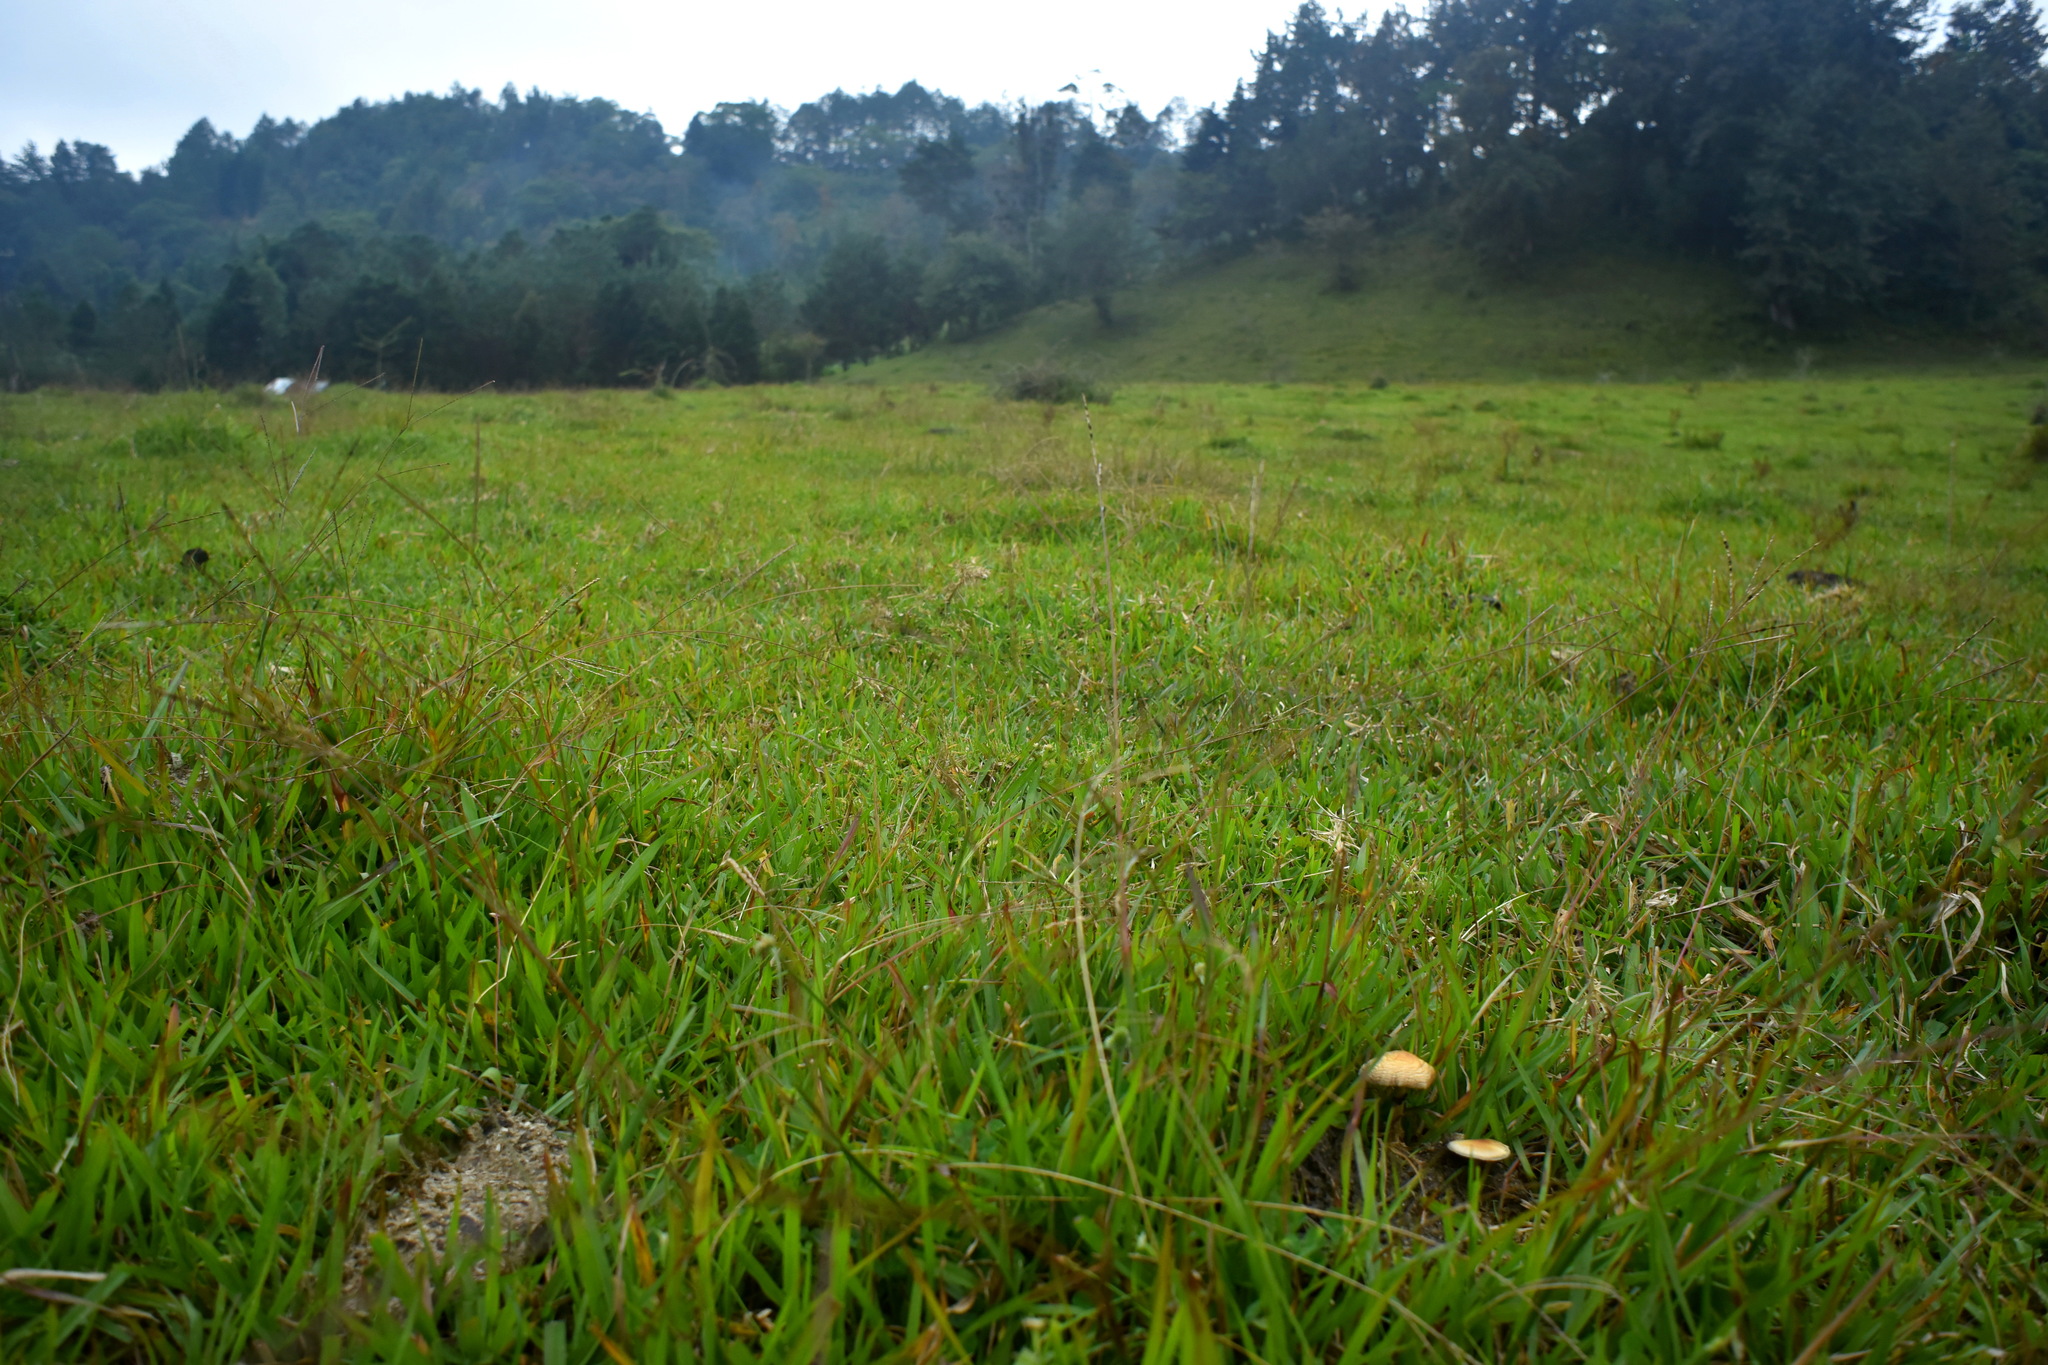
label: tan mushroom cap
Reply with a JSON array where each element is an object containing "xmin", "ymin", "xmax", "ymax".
[
  {"xmin": 1447, "ymin": 1137, "xmax": 1513, "ymax": 1163},
  {"xmin": 1362, "ymin": 1050, "xmax": 1436, "ymax": 1090}
]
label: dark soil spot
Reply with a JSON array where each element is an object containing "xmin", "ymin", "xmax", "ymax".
[
  {"xmin": 338, "ymin": 1110, "xmax": 571, "ymax": 1318},
  {"xmin": 1293, "ymin": 1126, "xmax": 1543, "ymax": 1240}
]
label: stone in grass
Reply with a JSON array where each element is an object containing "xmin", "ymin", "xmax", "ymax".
[
  {"xmin": 340, "ymin": 1110, "xmax": 571, "ymax": 1316},
  {"xmin": 1446, "ymin": 1137, "xmax": 1514, "ymax": 1163},
  {"xmin": 1362, "ymin": 1050, "xmax": 1435, "ymax": 1091}
]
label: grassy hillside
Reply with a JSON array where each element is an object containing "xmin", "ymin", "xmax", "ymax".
[
  {"xmin": 0, "ymin": 376, "xmax": 2044, "ymax": 1361},
  {"xmin": 872, "ymin": 238, "xmax": 2024, "ymax": 386}
]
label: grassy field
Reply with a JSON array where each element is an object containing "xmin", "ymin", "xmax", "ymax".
[
  {"xmin": 874, "ymin": 239, "xmax": 2022, "ymax": 386},
  {"xmin": 1, "ymin": 371, "xmax": 2045, "ymax": 1363}
]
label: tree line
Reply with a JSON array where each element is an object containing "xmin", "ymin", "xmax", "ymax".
[
  {"xmin": 1179, "ymin": 0, "xmax": 2048, "ymax": 330},
  {"xmin": 1, "ymin": 83, "xmax": 1171, "ymax": 387},
  {"xmin": 5, "ymin": 0, "xmax": 2048, "ymax": 389}
]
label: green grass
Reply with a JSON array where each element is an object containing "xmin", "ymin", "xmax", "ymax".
[
  {"xmin": 0, "ymin": 371, "xmax": 2044, "ymax": 1363},
  {"xmin": 873, "ymin": 238, "xmax": 2024, "ymax": 386}
]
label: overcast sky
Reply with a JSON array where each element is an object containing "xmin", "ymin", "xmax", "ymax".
[{"xmin": 1, "ymin": 0, "xmax": 1327, "ymax": 171}]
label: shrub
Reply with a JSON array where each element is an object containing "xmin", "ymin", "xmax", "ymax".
[
  {"xmin": 2019, "ymin": 423, "xmax": 2048, "ymax": 463},
  {"xmin": 993, "ymin": 360, "xmax": 1111, "ymax": 405},
  {"xmin": 131, "ymin": 414, "xmax": 246, "ymax": 459},
  {"xmin": 763, "ymin": 332, "xmax": 827, "ymax": 383}
]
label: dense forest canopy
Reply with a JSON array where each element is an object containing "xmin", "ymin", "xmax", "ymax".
[
  {"xmin": 1183, "ymin": 0, "xmax": 2048, "ymax": 331},
  {"xmin": 4, "ymin": 0, "xmax": 2047, "ymax": 389}
]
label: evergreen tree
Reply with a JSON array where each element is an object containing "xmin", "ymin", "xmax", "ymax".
[
  {"xmin": 707, "ymin": 287, "xmax": 762, "ymax": 384},
  {"xmin": 65, "ymin": 300, "xmax": 97, "ymax": 354},
  {"xmin": 103, "ymin": 281, "xmax": 190, "ymax": 390},
  {"xmin": 803, "ymin": 235, "xmax": 918, "ymax": 364},
  {"xmin": 684, "ymin": 103, "xmax": 779, "ymax": 183},
  {"xmin": 1067, "ymin": 126, "xmax": 1134, "ymax": 206},
  {"xmin": 203, "ymin": 265, "xmax": 268, "ymax": 379},
  {"xmin": 166, "ymin": 119, "xmax": 239, "ymax": 213},
  {"xmin": 899, "ymin": 131, "xmax": 982, "ymax": 231},
  {"xmin": 994, "ymin": 103, "xmax": 1076, "ymax": 264}
]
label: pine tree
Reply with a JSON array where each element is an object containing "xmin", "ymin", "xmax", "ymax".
[
  {"xmin": 65, "ymin": 301, "xmax": 97, "ymax": 354},
  {"xmin": 899, "ymin": 131, "xmax": 982, "ymax": 231},
  {"xmin": 203, "ymin": 266, "xmax": 267, "ymax": 379},
  {"xmin": 707, "ymin": 287, "xmax": 761, "ymax": 384}
]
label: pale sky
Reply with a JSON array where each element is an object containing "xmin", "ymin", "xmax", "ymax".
[{"xmin": 0, "ymin": 0, "xmax": 1330, "ymax": 172}]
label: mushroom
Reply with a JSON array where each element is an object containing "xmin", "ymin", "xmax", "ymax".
[
  {"xmin": 1446, "ymin": 1137, "xmax": 1513, "ymax": 1163},
  {"xmin": 1362, "ymin": 1050, "xmax": 1436, "ymax": 1090}
]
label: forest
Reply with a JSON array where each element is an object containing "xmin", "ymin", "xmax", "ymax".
[{"xmin": 4, "ymin": 0, "xmax": 2048, "ymax": 389}]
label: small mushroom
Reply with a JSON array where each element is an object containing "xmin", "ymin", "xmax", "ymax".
[
  {"xmin": 1446, "ymin": 1137, "xmax": 1513, "ymax": 1163},
  {"xmin": 1362, "ymin": 1050, "xmax": 1435, "ymax": 1090}
]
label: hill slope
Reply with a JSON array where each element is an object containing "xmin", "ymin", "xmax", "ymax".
[{"xmin": 869, "ymin": 237, "xmax": 2017, "ymax": 386}]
